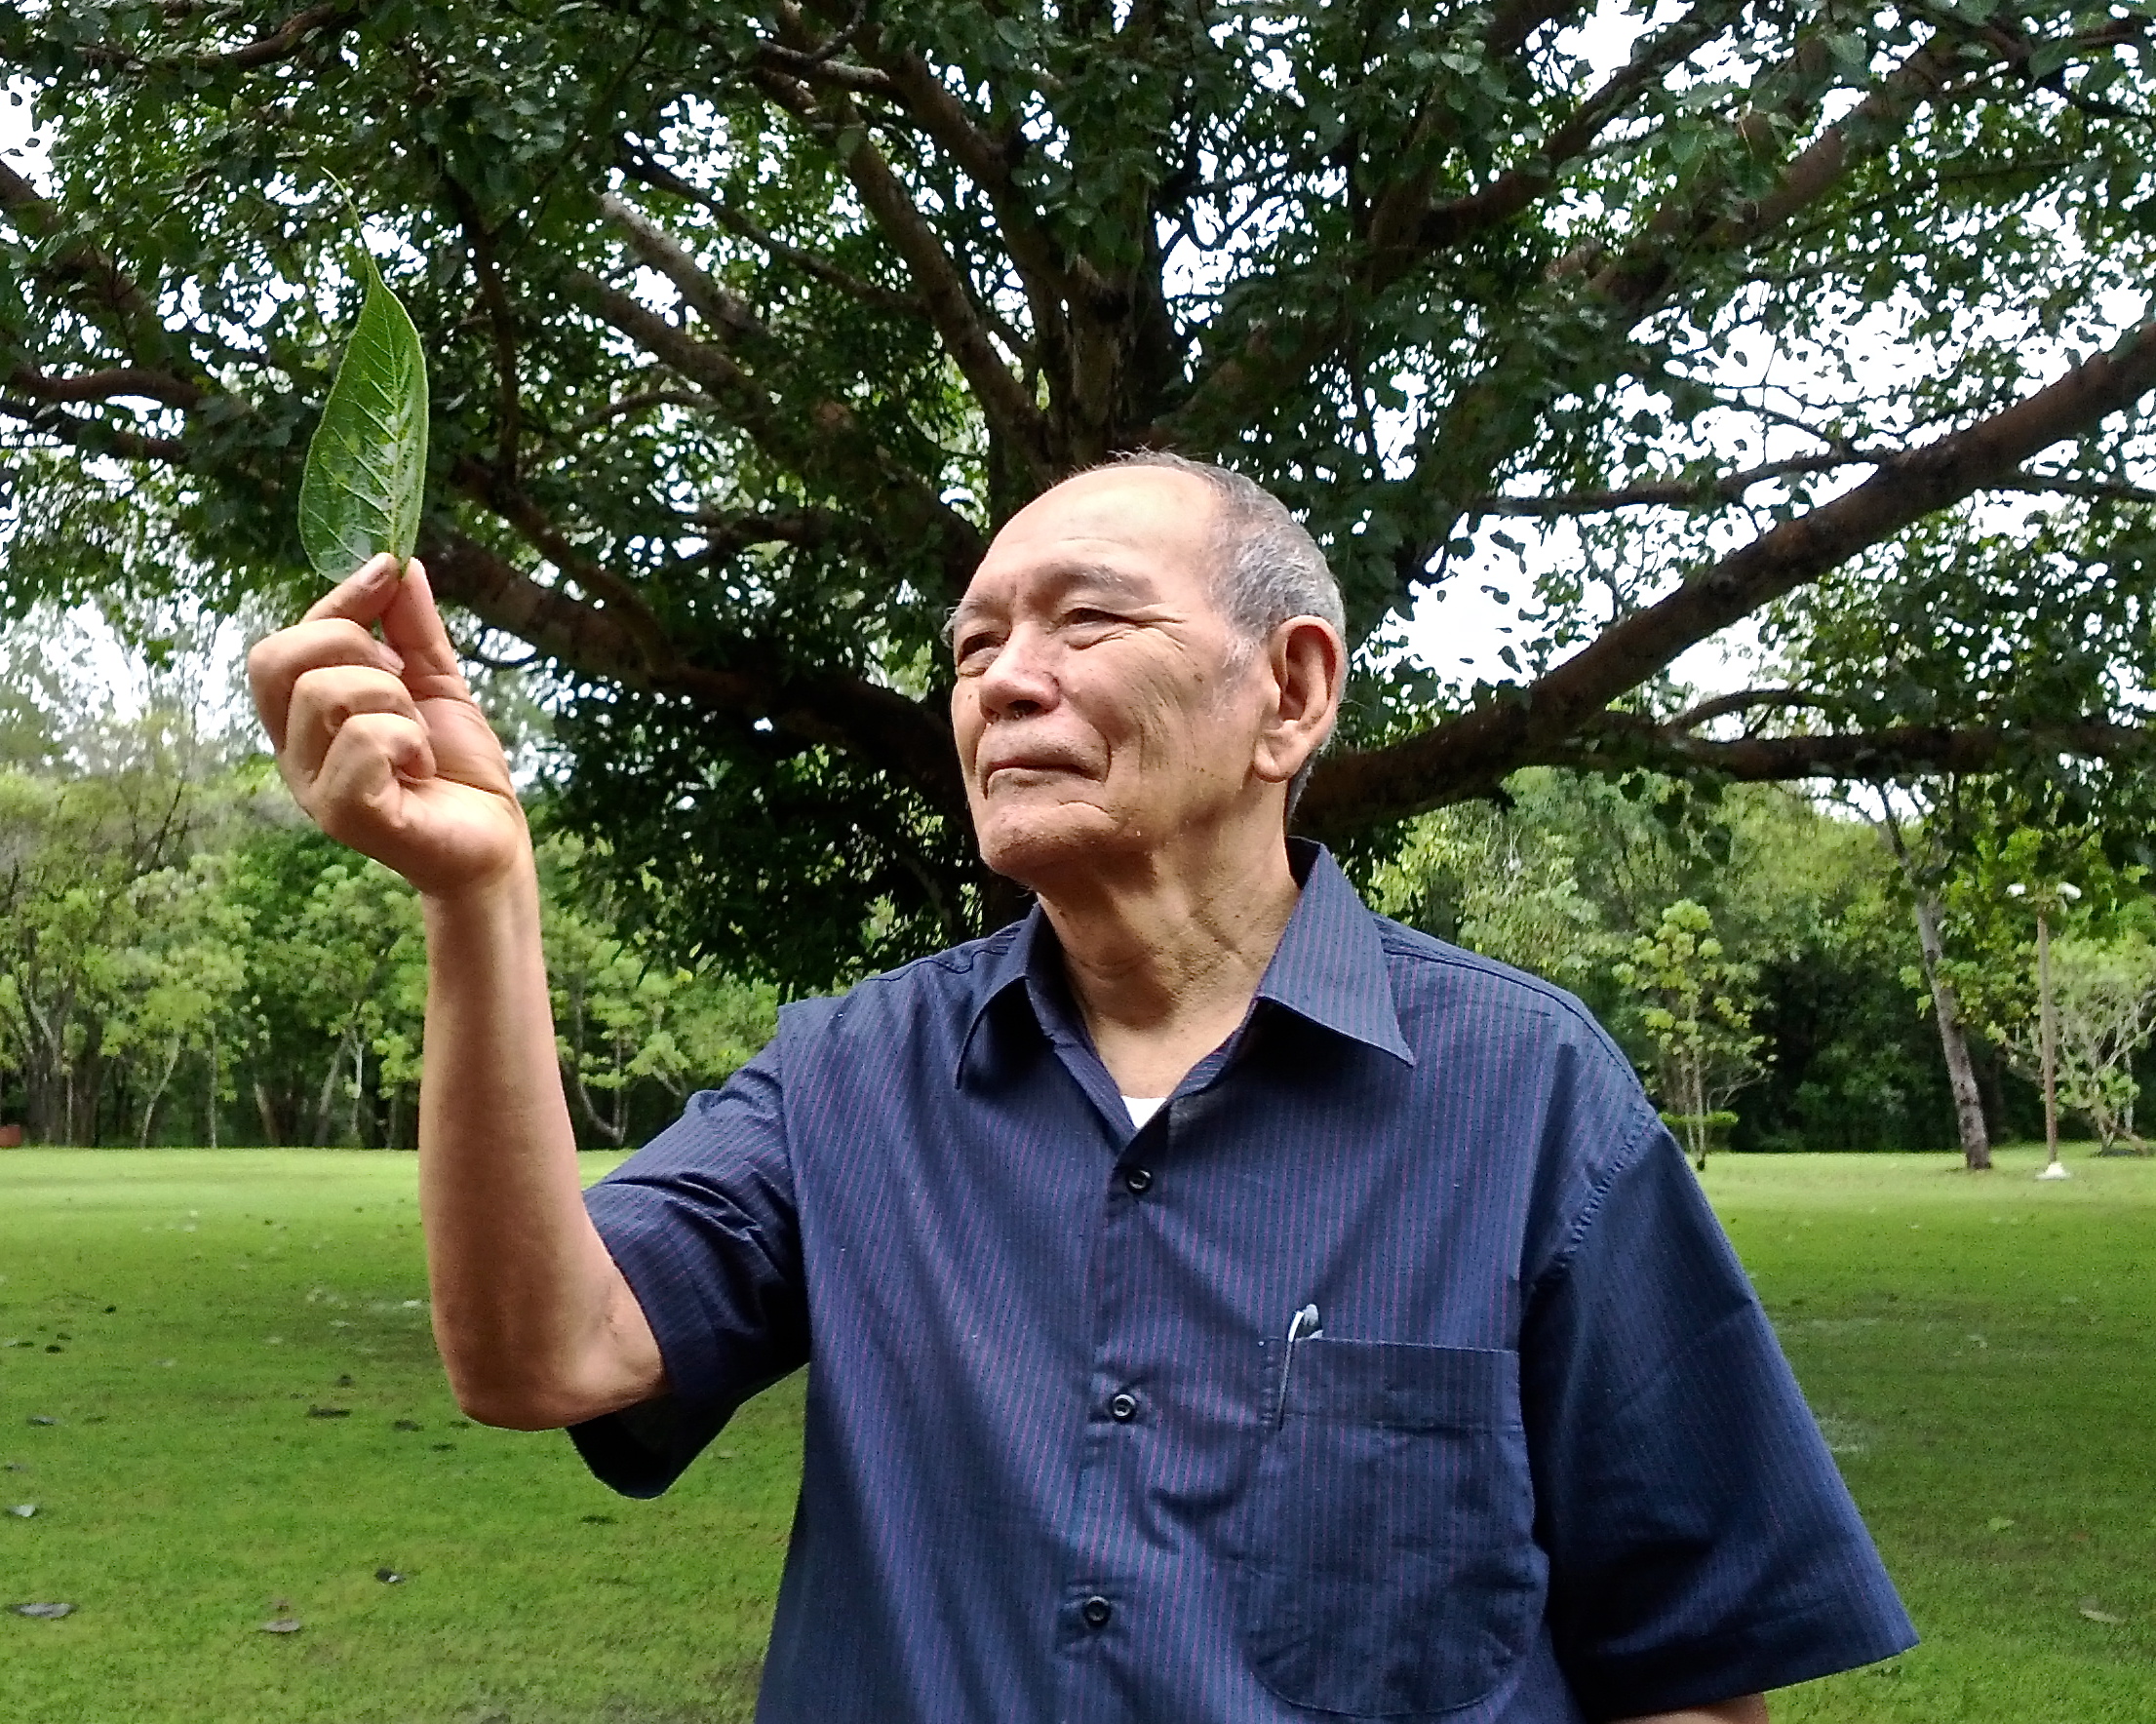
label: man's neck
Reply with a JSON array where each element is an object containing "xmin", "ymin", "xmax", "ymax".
[{"xmin": 1031, "ymin": 830, "xmax": 1303, "ymax": 1100}]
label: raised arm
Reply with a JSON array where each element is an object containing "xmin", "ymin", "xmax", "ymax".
[{"xmin": 248, "ymin": 555, "xmax": 665, "ymax": 1428}]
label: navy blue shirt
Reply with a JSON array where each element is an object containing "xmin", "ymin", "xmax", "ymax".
[{"xmin": 573, "ymin": 843, "xmax": 1914, "ymax": 1723}]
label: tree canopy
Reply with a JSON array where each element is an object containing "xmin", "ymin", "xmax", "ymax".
[{"xmin": 5, "ymin": 0, "xmax": 2156, "ymax": 984}]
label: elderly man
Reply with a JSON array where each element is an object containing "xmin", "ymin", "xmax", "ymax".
[{"xmin": 250, "ymin": 455, "xmax": 1913, "ymax": 1724}]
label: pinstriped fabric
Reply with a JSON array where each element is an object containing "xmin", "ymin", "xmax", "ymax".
[{"xmin": 573, "ymin": 842, "xmax": 1914, "ymax": 1724}]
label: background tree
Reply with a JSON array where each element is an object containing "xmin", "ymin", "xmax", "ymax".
[
  {"xmin": 1858, "ymin": 789, "xmax": 1994, "ymax": 1168},
  {"xmin": 0, "ymin": 605, "xmax": 774, "ymax": 1145},
  {"xmin": 2019, "ymin": 930, "xmax": 2156, "ymax": 1153},
  {"xmin": 1375, "ymin": 768, "xmax": 1949, "ymax": 1152},
  {"xmin": 6, "ymin": 3, "xmax": 2156, "ymax": 985},
  {"xmin": 1612, "ymin": 897, "xmax": 1764, "ymax": 1165}
]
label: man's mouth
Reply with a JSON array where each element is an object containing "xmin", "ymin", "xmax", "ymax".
[{"xmin": 980, "ymin": 755, "xmax": 1086, "ymax": 789}]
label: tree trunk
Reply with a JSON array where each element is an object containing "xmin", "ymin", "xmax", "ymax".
[
  {"xmin": 311, "ymin": 1044, "xmax": 343, "ymax": 1146},
  {"xmin": 2039, "ymin": 908, "xmax": 2061, "ymax": 1170},
  {"xmin": 1876, "ymin": 810, "xmax": 1992, "ymax": 1170},
  {"xmin": 138, "ymin": 1040, "xmax": 180, "ymax": 1149},
  {"xmin": 254, "ymin": 1078, "xmax": 284, "ymax": 1146}
]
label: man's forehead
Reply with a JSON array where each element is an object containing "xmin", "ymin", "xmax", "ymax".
[
  {"xmin": 959, "ymin": 468, "xmax": 1219, "ymax": 612},
  {"xmin": 954, "ymin": 560, "xmax": 1156, "ymax": 622}
]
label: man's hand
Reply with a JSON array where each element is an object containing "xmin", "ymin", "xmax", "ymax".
[{"xmin": 248, "ymin": 554, "xmax": 526, "ymax": 898}]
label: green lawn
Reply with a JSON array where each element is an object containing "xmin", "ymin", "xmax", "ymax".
[{"xmin": 2, "ymin": 1145, "xmax": 2151, "ymax": 1723}]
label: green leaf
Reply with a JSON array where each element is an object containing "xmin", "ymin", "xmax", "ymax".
[{"xmin": 297, "ymin": 248, "xmax": 429, "ymax": 580}]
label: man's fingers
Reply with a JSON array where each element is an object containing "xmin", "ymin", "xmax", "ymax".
[
  {"xmin": 249, "ymin": 618, "xmax": 408, "ymax": 753},
  {"xmin": 377, "ymin": 560, "xmax": 471, "ymax": 699},
  {"xmin": 306, "ymin": 711, "xmax": 439, "ymax": 847},
  {"xmin": 284, "ymin": 664, "xmax": 427, "ymax": 784},
  {"xmin": 298, "ymin": 553, "xmax": 404, "ymax": 626}
]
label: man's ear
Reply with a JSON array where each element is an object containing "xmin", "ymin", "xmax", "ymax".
[{"xmin": 1251, "ymin": 615, "xmax": 1346, "ymax": 787}]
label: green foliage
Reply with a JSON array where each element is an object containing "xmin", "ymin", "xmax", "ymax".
[
  {"xmin": 7, "ymin": 2, "xmax": 2156, "ymax": 984},
  {"xmin": 296, "ymin": 245, "xmax": 430, "ymax": 578},
  {"xmin": 1373, "ymin": 770, "xmax": 1959, "ymax": 1152},
  {"xmin": 1614, "ymin": 899, "xmax": 1765, "ymax": 1163},
  {"xmin": 0, "ymin": 624, "xmax": 773, "ymax": 1146}
]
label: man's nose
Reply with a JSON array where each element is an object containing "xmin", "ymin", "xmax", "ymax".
[{"xmin": 975, "ymin": 627, "xmax": 1059, "ymax": 718}]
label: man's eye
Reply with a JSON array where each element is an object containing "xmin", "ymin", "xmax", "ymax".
[{"xmin": 955, "ymin": 634, "xmax": 1000, "ymax": 667}]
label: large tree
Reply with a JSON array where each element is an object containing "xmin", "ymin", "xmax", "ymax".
[{"xmin": 5, "ymin": 0, "xmax": 2156, "ymax": 984}]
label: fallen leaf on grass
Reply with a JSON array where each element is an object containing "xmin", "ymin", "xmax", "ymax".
[
  {"xmin": 7, "ymin": 1505, "xmax": 35, "ymax": 1518},
  {"xmin": 12, "ymin": 1602, "xmax": 72, "ymax": 1619},
  {"xmin": 259, "ymin": 1618, "xmax": 303, "ymax": 1634},
  {"xmin": 305, "ymin": 1406, "xmax": 351, "ymax": 1420},
  {"xmin": 374, "ymin": 1568, "xmax": 405, "ymax": 1585},
  {"xmin": 1985, "ymin": 1517, "xmax": 2015, "ymax": 1532},
  {"xmin": 2078, "ymin": 1599, "xmax": 2127, "ymax": 1625},
  {"xmin": 24, "ymin": 1417, "xmax": 54, "ymax": 1428}
]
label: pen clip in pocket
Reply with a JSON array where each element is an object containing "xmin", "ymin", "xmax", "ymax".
[{"xmin": 1274, "ymin": 1303, "xmax": 1322, "ymax": 1428}]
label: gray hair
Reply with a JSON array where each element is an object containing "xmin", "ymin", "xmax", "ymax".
[{"xmin": 1111, "ymin": 451, "xmax": 1344, "ymax": 815}]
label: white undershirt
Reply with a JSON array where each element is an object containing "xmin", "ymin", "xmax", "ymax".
[{"xmin": 1122, "ymin": 1096, "xmax": 1167, "ymax": 1128}]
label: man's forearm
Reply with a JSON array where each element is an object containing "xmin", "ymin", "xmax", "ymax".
[{"xmin": 417, "ymin": 855, "xmax": 664, "ymax": 1428}]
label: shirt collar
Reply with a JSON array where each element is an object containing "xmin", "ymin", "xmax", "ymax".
[
  {"xmin": 956, "ymin": 839, "xmax": 1414, "ymax": 1084},
  {"xmin": 1254, "ymin": 840, "xmax": 1416, "ymax": 1067}
]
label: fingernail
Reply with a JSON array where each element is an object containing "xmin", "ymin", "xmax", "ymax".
[{"xmin": 379, "ymin": 647, "xmax": 406, "ymax": 673}]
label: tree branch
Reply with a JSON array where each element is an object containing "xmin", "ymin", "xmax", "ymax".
[
  {"xmin": 756, "ymin": 66, "xmax": 1054, "ymax": 484},
  {"xmin": 446, "ymin": 456, "xmax": 670, "ymax": 663},
  {"xmin": 71, "ymin": 1, "xmax": 365, "ymax": 73},
  {"xmin": 1409, "ymin": 0, "xmax": 1741, "ymax": 257},
  {"xmin": 442, "ymin": 176, "xmax": 523, "ymax": 480},
  {"xmin": 1543, "ymin": 718, "xmax": 2155, "ymax": 784},
  {"xmin": 198, "ymin": 2, "xmax": 365, "ymax": 71},
  {"xmin": 614, "ymin": 146, "xmax": 929, "ymax": 319},
  {"xmin": 851, "ymin": 26, "xmax": 1074, "ymax": 348},
  {"xmin": 0, "ymin": 396, "xmax": 186, "ymax": 462},
  {"xmin": 1484, "ymin": 0, "xmax": 1588, "ymax": 59},
  {"xmin": 599, "ymin": 191, "xmax": 767, "ymax": 338},
  {"xmin": 567, "ymin": 267, "xmax": 986, "ymax": 596},
  {"xmin": 1666, "ymin": 688, "xmax": 1844, "ymax": 731},
  {"xmin": 3, "ymin": 364, "xmax": 202, "ymax": 410},
  {"xmin": 1469, "ymin": 451, "xmax": 1873, "ymax": 515},
  {"xmin": 562, "ymin": 386, "xmax": 716, "ymax": 439},
  {"xmin": 420, "ymin": 528, "xmax": 963, "ymax": 813},
  {"xmin": 1301, "ymin": 317, "xmax": 2156, "ymax": 831},
  {"xmin": 0, "ymin": 163, "xmax": 176, "ymax": 366}
]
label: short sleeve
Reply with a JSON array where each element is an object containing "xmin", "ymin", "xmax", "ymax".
[
  {"xmin": 568, "ymin": 1035, "xmax": 809, "ymax": 1498},
  {"xmin": 1520, "ymin": 1124, "xmax": 1916, "ymax": 1716}
]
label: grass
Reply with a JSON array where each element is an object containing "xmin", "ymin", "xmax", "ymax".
[
  {"xmin": 1704, "ymin": 1145, "xmax": 2156, "ymax": 1723},
  {"xmin": 2, "ymin": 1144, "xmax": 2153, "ymax": 1722},
  {"xmin": 0, "ymin": 1148, "xmax": 787, "ymax": 1724}
]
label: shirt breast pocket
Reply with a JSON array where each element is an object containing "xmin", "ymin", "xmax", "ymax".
[{"xmin": 1232, "ymin": 1337, "xmax": 1542, "ymax": 1719}]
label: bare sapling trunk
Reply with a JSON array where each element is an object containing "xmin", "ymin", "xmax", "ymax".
[
  {"xmin": 138, "ymin": 1039, "xmax": 181, "ymax": 1148},
  {"xmin": 1877, "ymin": 810, "xmax": 1992, "ymax": 1170}
]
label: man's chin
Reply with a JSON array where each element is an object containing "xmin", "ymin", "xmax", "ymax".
[{"xmin": 973, "ymin": 807, "xmax": 1130, "ymax": 887}]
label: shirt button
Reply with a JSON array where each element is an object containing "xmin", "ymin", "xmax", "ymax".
[
  {"xmin": 1109, "ymin": 1391, "xmax": 1138, "ymax": 1422},
  {"xmin": 1123, "ymin": 1166, "xmax": 1153, "ymax": 1195},
  {"xmin": 1080, "ymin": 1595, "xmax": 1113, "ymax": 1629}
]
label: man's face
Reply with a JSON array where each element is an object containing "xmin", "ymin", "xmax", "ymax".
[{"xmin": 950, "ymin": 466, "xmax": 1270, "ymax": 886}]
